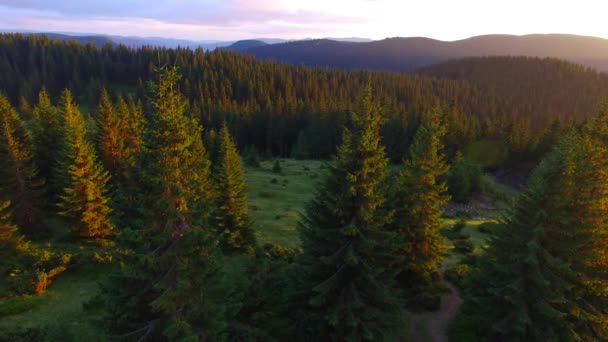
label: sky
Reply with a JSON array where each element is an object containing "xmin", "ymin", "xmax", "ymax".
[{"xmin": 0, "ymin": 0, "xmax": 607, "ymax": 41}]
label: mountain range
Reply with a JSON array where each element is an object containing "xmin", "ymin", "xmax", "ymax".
[
  {"xmin": 232, "ymin": 34, "xmax": 608, "ymax": 72},
  {"xmin": 5, "ymin": 31, "xmax": 608, "ymax": 72}
]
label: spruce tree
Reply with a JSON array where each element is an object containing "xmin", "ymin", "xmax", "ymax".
[
  {"xmin": 214, "ymin": 124, "xmax": 256, "ymax": 253},
  {"xmin": 55, "ymin": 90, "xmax": 114, "ymax": 239},
  {"xmin": 390, "ymin": 110, "xmax": 450, "ymax": 308},
  {"xmin": 542, "ymin": 127, "xmax": 608, "ymax": 340},
  {"xmin": 464, "ymin": 129, "xmax": 608, "ymax": 341},
  {"xmin": 0, "ymin": 94, "xmax": 44, "ymax": 234},
  {"xmin": 123, "ymin": 96, "xmax": 145, "ymax": 175},
  {"xmin": 103, "ymin": 67, "xmax": 223, "ymax": 340},
  {"xmin": 470, "ymin": 156, "xmax": 574, "ymax": 341},
  {"xmin": 30, "ymin": 89, "xmax": 62, "ymax": 190},
  {"xmin": 97, "ymin": 88, "xmax": 124, "ymax": 180},
  {"xmin": 204, "ymin": 127, "xmax": 219, "ymax": 166},
  {"xmin": 292, "ymin": 86, "xmax": 401, "ymax": 341}
]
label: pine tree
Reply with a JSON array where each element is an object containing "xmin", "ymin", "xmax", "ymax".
[
  {"xmin": 214, "ymin": 124, "xmax": 256, "ymax": 253},
  {"xmin": 389, "ymin": 110, "xmax": 450, "ymax": 308},
  {"xmin": 55, "ymin": 90, "xmax": 114, "ymax": 239},
  {"xmin": 103, "ymin": 67, "xmax": 223, "ymax": 340},
  {"xmin": 30, "ymin": 88, "xmax": 62, "ymax": 190},
  {"xmin": 0, "ymin": 94, "xmax": 44, "ymax": 234},
  {"xmin": 292, "ymin": 86, "xmax": 401, "ymax": 341}
]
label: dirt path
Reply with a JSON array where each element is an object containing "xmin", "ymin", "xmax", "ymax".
[{"xmin": 409, "ymin": 280, "xmax": 463, "ymax": 342}]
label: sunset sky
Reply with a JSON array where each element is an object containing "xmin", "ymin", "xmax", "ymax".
[{"xmin": 1, "ymin": 0, "xmax": 607, "ymax": 41}]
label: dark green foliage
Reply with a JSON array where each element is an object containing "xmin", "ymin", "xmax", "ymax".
[
  {"xmin": 389, "ymin": 110, "xmax": 450, "ymax": 310},
  {"xmin": 464, "ymin": 161, "xmax": 575, "ymax": 341},
  {"xmin": 0, "ymin": 94, "xmax": 45, "ymax": 234},
  {"xmin": 458, "ymin": 126, "xmax": 608, "ymax": 341},
  {"xmin": 0, "ymin": 200, "xmax": 18, "ymax": 248},
  {"xmin": 272, "ymin": 160, "xmax": 282, "ymax": 174},
  {"xmin": 290, "ymin": 131, "xmax": 311, "ymax": 160},
  {"xmin": 30, "ymin": 89, "xmax": 62, "ymax": 195},
  {"xmin": 243, "ymin": 145, "xmax": 261, "ymax": 168},
  {"xmin": 226, "ymin": 244, "xmax": 297, "ymax": 340},
  {"xmin": 541, "ymin": 127, "xmax": 608, "ymax": 339},
  {"xmin": 102, "ymin": 67, "xmax": 224, "ymax": 341},
  {"xmin": 292, "ymin": 86, "xmax": 401, "ymax": 341},
  {"xmin": 214, "ymin": 124, "xmax": 256, "ymax": 253},
  {"xmin": 1, "ymin": 34, "xmax": 601, "ymax": 164},
  {"xmin": 204, "ymin": 128, "xmax": 219, "ymax": 166},
  {"xmin": 447, "ymin": 152, "xmax": 483, "ymax": 203},
  {"xmin": 55, "ymin": 90, "xmax": 114, "ymax": 239}
]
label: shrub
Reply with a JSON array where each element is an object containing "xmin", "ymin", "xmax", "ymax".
[
  {"xmin": 270, "ymin": 178, "xmax": 278, "ymax": 184},
  {"xmin": 272, "ymin": 160, "xmax": 282, "ymax": 174},
  {"xmin": 454, "ymin": 239, "xmax": 474, "ymax": 254},
  {"xmin": 243, "ymin": 146, "xmax": 261, "ymax": 167},
  {"xmin": 447, "ymin": 154, "xmax": 483, "ymax": 203}
]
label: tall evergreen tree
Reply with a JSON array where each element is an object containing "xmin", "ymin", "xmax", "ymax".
[
  {"xmin": 103, "ymin": 67, "xmax": 223, "ymax": 340},
  {"xmin": 389, "ymin": 110, "xmax": 450, "ymax": 308},
  {"xmin": 461, "ymin": 129, "xmax": 608, "ymax": 341},
  {"xmin": 0, "ymin": 94, "xmax": 44, "ymax": 234},
  {"xmin": 97, "ymin": 88, "xmax": 124, "ymax": 180},
  {"xmin": 30, "ymin": 89, "xmax": 62, "ymax": 192},
  {"xmin": 292, "ymin": 86, "xmax": 401, "ymax": 341},
  {"xmin": 213, "ymin": 124, "xmax": 256, "ymax": 253},
  {"xmin": 542, "ymin": 126, "xmax": 608, "ymax": 340},
  {"xmin": 469, "ymin": 155, "xmax": 575, "ymax": 341},
  {"xmin": 55, "ymin": 90, "xmax": 114, "ymax": 239}
]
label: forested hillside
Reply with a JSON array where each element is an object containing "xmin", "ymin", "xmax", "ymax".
[
  {"xmin": 1, "ymin": 32, "xmax": 608, "ymax": 341},
  {"xmin": 239, "ymin": 34, "xmax": 608, "ymax": 72},
  {"xmin": 2, "ymin": 34, "xmax": 607, "ymax": 165}
]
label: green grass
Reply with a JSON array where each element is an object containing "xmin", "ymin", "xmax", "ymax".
[
  {"xmin": 246, "ymin": 159, "xmax": 326, "ymax": 248},
  {"xmin": 0, "ymin": 264, "xmax": 112, "ymax": 340}
]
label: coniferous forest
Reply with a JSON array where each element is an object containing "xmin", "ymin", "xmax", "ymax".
[{"xmin": 1, "ymin": 33, "xmax": 608, "ymax": 341}]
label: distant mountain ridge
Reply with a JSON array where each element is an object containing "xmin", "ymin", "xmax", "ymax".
[
  {"xmin": 5, "ymin": 32, "xmax": 608, "ymax": 72},
  {"xmin": 239, "ymin": 34, "xmax": 608, "ymax": 72}
]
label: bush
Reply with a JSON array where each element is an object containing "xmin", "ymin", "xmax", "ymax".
[
  {"xmin": 243, "ymin": 146, "xmax": 261, "ymax": 167},
  {"xmin": 270, "ymin": 178, "xmax": 278, "ymax": 184},
  {"xmin": 447, "ymin": 154, "xmax": 483, "ymax": 203},
  {"xmin": 272, "ymin": 160, "xmax": 282, "ymax": 174},
  {"xmin": 454, "ymin": 239, "xmax": 474, "ymax": 254}
]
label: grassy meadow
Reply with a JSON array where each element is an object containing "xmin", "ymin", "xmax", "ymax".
[{"xmin": 0, "ymin": 158, "xmax": 510, "ymax": 340}]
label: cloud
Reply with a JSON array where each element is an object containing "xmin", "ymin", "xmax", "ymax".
[
  {"xmin": 0, "ymin": 0, "xmax": 607, "ymax": 41},
  {"xmin": 0, "ymin": 0, "xmax": 371, "ymax": 39}
]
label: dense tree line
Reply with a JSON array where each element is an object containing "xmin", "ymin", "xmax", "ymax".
[{"xmin": 3, "ymin": 34, "xmax": 605, "ymax": 164}]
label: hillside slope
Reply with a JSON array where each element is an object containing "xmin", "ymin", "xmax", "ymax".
[{"xmin": 241, "ymin": 34, "xmax": 608, "ymax": 72}]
